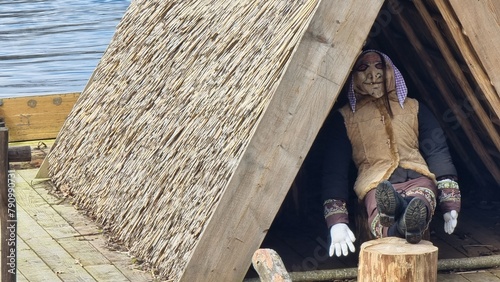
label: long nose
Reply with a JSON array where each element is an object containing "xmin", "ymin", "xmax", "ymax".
[{"xmin": 366, "ymin": 66, "xmax": 383, "ymax": 82}]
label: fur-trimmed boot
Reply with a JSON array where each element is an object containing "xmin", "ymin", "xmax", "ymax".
[{"xmin": 375, "ymin": 181, "xmax": 407, "ymax": 227}]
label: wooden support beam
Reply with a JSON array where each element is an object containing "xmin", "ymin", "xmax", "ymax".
[
  {"xmin": 432, "ymin": 0, "xmax": 500, "ymax": 120},
  {"xmin": 446, "ymin": 0, "xmax": 500, "ymax": 109},
  {"xmin": 413, "ymin": 0, "xmax": 500, "ymax": 153},
  {"xmin": 179, "ymin": 0, "xmax": 385, "ymax": 281},
  {"xmin": 0, "ymin": 127, "xmax": 16, "ymax": 282},
  {"xmin": 0, "ymin": 93, "xmax": 79, "ymax": 142},
  {"xmin": 388, "ymin": 0, "xmax": 500, "ymax": 184}
]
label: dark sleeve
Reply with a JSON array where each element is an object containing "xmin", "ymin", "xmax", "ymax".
[
  {"xmin": 321, "ymin": 111, "xmax": 352, "ymax": 203},
  {"xmin": 418, "ymin": 102, "xmax": 457, "ymax": 178}
]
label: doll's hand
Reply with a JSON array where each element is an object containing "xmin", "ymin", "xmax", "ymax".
[
  {"xmin": 443, "ymin": 210, "xmax": 458, "ymax": 234},
  {"xmin": 329, "ymin": 223, "xmax": 356, "ymax": 257}
]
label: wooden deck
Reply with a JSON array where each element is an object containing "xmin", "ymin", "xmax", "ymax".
[
  {"xmin": 5, "ymin": 139, "xmax": 499, "ymax": 281},
  {"xmin": 249, "ymin": 193, "xmax": 500, "ymax": 281},
  {"xmin": 12, "ymin": 168, "xmax": 154, "ymax": 282}
]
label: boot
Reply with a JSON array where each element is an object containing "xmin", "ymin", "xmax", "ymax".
[
  {"xmin": 397, "ymin": 198, "xmax": 429, "ymax": 244},
  {"xmin": 375, "ymin": 181, "xmax": 407, "ymax": 227}
]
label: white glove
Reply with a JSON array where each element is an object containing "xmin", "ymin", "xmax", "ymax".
[
  {"xmin": 443, "ymin": 210, "xmax": 458, "ymax": 234},
  {"xmin": 329, "ymin": 223, "xmax": 356, "ymax": 257}
]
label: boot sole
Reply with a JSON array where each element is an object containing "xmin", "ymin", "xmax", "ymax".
[
  {"xmin": 404, "ymin": 198, "xmax": 427, "ymax": 244},
  {"xmin": 376, "ymin": 181, "xmax": 397, "ymax": 227}
]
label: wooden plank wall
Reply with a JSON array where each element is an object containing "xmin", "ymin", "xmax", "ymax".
[
  {"xmin": 0, "ymin": 93, "xmax": 79, "ymax": 142},
  {"xmin": 434, "ymin": 0, "xmax": 500, "ymax": 120},
  {"xmin": 448, "ymin": 0, "xmax": 500, "ymax": 110},
  {"xmin": 180, "ymin": 0, "xmax": 385, "ymax": 281}
]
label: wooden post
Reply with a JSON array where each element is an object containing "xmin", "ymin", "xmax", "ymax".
[
  {"xmin": 252, "ymin": 249, "xmax": 291, "ymax": 282},
  {"xmin": 358, "ymin": 237, "xmax": 438, "ymax": 282},
  {"xmin": 7, "ymin": 146, "xmax": 31, "ymax": 163},
  {"xmin": 0, "ymin": 126, "xmax": 16, "ymax": 282}
]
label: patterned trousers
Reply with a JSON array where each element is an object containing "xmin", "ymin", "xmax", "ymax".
[{"xmin": 364, "ymin": 176, "xmax": 437, "ymax": 238}]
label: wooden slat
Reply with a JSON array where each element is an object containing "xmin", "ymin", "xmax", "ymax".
[
  {"xmin": 17, "ymin": 237, "xmax": 62, "ymax": 281},
  {"xmin": 387, "ymin": 0, "xmax": 500, "ymax": 184},
  {"xmin": 433, "ymin": 0, "xmax": 500, "ymax": 120},
  {"xmin": 437, "ymin": 273, "xmax": 470, "ymax": 282},
  {"xmin": 0, "ymin": 93, "xmax": 79, "ymax": 142},
  {"xmin": 15, "ymin": 169, "xmax": 152, "ymax": 282},
  {"xmin": 15, "ymin": 180, "xmax": 80, "ymax": 239},
  {"xmin": 447, "ymin": 0, "xmax": 500, "ymax": 106},
  {"xmin": 462, "ymin": 271, "xmax": 500, "ymax": 282},
  {"xmin": 180, "ymin": 0, "xmax": 385, "ymax": 281},
  {"xmin": 413, "ymin": 0, "xmax": 500, "ymax": 153},
  {"xmin": 17, "ymin": 205, "xmax": 96, "ymax": 281}
]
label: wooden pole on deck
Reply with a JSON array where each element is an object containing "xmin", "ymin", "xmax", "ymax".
[
  {"xmin": 358, "ymin": 237, "xmax": 438, "ymax": 282},
  {"xmin": 0, "ymin": 125, "xmax": 16, "ymax": 282},
  {"xmin": 252, "ymin": 249, "xmax": 292, "ymax": 282}
]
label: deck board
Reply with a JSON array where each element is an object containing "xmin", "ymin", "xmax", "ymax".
[
  {"xmin": 10, "ymin": 169, "xmax": 153, "ymax": 282},
  {"xmin": 17, "ymin": 236, "xmax": 63, "ymax": 281},
  {"xmin": 5, "ymin": 141, "xmax": 499, "ymax": 281},
  {"xmin": 18, "ymin": 204, "xmax": 96, "ymax": 281}
]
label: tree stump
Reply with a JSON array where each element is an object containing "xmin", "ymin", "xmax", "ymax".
[{"xmin": 358, "ymin": 237, "xmax": 438, "ymax": 282}]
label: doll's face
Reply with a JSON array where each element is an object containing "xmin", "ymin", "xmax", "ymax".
[{"xmin": 352, "ymin": 52, "xmax": 385, "ymax": 98}]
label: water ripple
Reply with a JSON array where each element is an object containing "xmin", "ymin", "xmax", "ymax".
[{"xmin": 0, "ymin": 0, "xmax": 130, "ymax": 97}]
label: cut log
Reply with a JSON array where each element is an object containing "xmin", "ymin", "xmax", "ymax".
[
  {"xmin": 358, "ymin": 237, "xmax": 438, "ymax": 282},
  {"xmin": 7, "ymin": 146, "xmax": 31, "ymax": 163},
  {"xmin": 252, "ymin": 249, "xmax": 291, "ymax": 282}
]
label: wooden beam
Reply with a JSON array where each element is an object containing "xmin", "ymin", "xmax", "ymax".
[
  {"xmin": 433, "ymin": 0, "xmax": 500, "ymax": 121},
  {"xmin": 0, "ymin": 93, "xmax": 79, "ymax": 142},
  {"xmin": 0, "ymin": 127, "xmax": 15, "ymax": 282},
  {"xmin": 446, "ymin": 0, "xmax": 500, "ymax": 109},
  {"xmin": 387, "ymin": 0, "xmax": 500, "ymax": 184},
  {"xmin": 413, "ymin": 0, "xmax": 500, "ymax": 153},
  {"xmin": 180, "ymin": 0, "xmax": 385, "ymax": 281},
  {"xmin": 7, "ymin": 146, "xmax": 31, "ymax": 163}
]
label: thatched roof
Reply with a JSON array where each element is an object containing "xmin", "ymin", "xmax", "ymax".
[
  {"xmin": 47, "ymin": 0, "xmax": 499, "ymax": 281},
  {"xmin": 49, "ymin": 0, "xmax": 327, "ymax": 280}
]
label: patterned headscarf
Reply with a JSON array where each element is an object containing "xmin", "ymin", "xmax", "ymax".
[{"xmin": 348, "ymin": 50, "xmax": 407, "ymax": 112}]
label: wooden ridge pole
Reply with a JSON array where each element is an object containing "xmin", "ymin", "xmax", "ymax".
[{"xmin": 0, "ymin": 124, "xmax": 16, "ymax": 282}]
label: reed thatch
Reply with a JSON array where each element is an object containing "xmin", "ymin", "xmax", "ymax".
[
  {"xmin": 47, "ymin": 0, "xmax": 500, "ymax": 280},
  {"xmin": 48, "ymin": 0, "xmax": 319, "ymax": 280}
]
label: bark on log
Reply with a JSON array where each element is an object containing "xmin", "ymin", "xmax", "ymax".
[
  {"xmin": 438, "ymin": 254, "xmax": 500, "ymax": 271},
  {"xmin": 7, "ymin": 146, "xmax": 31, "ymax": 162},
  {"xmin": 252, "ymin": 249, "xmax": 292, "ymax": 282},
  {"xmin": 245, "ymin": 254, "xmax": 500, "ymax": 282},
  {"xmin": 358, "ymin": 237, "xmax": 438, "ymax": 282}
]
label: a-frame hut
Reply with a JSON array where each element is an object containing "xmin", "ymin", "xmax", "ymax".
[{"xmin": 46, "ymin": 0, "xmax": 499, "ymax": 281}]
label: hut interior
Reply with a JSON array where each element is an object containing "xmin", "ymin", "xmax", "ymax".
[
  {"xmin": 255, "ymin": 0, "xmax": 500, "ymax": 278},
  {"xmin": 44, "ymin": 0, "xmax": 500, "ymax": 281}
]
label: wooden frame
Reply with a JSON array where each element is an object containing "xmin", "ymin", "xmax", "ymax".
[
  {"xmin": 0, "ymin": 93, "xmax": 79, "ymax": 142},
  {"xmin": 180, "ymin": 1, "xmax": 384, "ymax": 280}
]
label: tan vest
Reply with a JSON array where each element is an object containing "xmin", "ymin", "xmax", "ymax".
[{"xmin": 340, "ymin": 96, "xmax": 435, "ymax": 199}]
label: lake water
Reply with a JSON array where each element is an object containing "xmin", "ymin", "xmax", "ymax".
[{"xmin": 0, "ymin": 0, "xmax": 131, "ymax": 98}]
